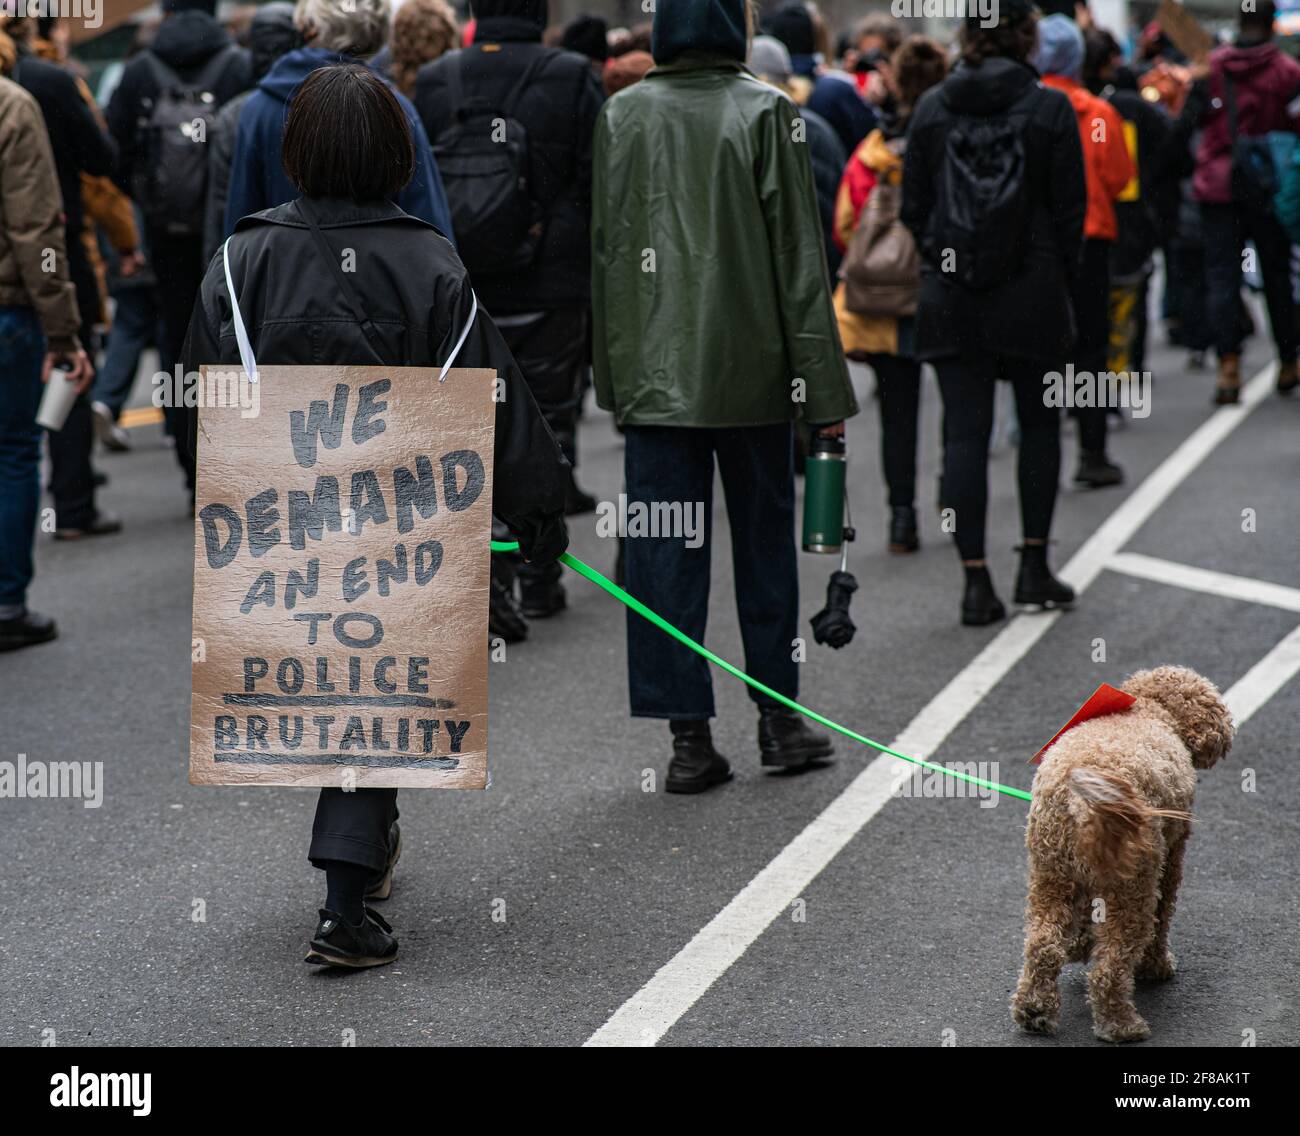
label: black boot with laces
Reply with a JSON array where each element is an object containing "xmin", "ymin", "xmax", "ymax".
[{"xmin": 1014, "ymin": 543, "xmax": 1075, "ymax": 610}]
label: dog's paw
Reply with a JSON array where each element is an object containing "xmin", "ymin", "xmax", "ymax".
[
  {"xmin": 1011, "ymin": 994, "xmax": 1059, "ymax": 1036},
  {"xmin": 1137, "ymin": 950, "xmax": 1177, "ymax": 982},
  {"xmin": 1094, "ymin": 1014, "xmax": 1150, "ymax": 1043}
]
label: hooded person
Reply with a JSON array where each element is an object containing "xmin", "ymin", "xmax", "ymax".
[
  {"xmin": 222, "ymin": 0, "xmax": 453, "ymax": 243},
  {"xmin": 747, "ymin": 33, "xmax": 845, "ymax": 279},
  {"xmin": 106, "ymin": 0, "xmax": 252, "ymax": 505},
  {"xmin": 414, "ymin": 0, "xmax": 607, "ymax": 615},
  {"xmin": 762, "ymin": 1, "xmax": 875, "ymax": 154},
  {"xmin": 203, "ymin": 4, "xmax": 302, "ymax": 261},
  {"xmin": 1033, "ymin": 12, "xmax": 1133, "ymax": 490},
  {"xmin": 591, "ymin": 0, "xmax": 858, "ymax": 793},
  {"xmin": 900, "ymin": 0, "xmax": 1085, "ymax": 626},
  {"xmin": 1180, "ymin": 0, "xmax": 1300, "ymax": 403}
]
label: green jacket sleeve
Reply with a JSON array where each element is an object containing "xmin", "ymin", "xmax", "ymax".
[{"xmin": 756, "ymin": 97, "xmax": 858, "ymax": 427}]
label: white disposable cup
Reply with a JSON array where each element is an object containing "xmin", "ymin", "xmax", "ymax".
[{"xmin": 36, "ymin": 367, "xmax": 79, "ymax": 431}]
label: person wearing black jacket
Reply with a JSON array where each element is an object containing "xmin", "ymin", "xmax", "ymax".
[
  {"xmin": 901, "ymin": 5, "xmax": 1084, "ymax": 626},
  {"xmin": 414, "ymin": 0, "xmax": 603, "ymax": 619},
  {"xmin": 9, "ymin": 22, "xmax": 119, "ymax": 539},
  {"xmin": 107, "ymin": 0, "xmax": 250, "ymax": 503},
  {"xmin": 182, "ymin": 64, "xmax": 569, "ymax": 967}
]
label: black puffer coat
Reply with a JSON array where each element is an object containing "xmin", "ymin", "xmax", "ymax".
[
  {"xmin": 900, "ymin": 56, "xmax": 1085, "ymax": 364},
  {"xmin": 181, "ymin": 197, "xmax": 569, "ymax": 559}
]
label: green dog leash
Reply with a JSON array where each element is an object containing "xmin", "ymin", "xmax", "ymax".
[{"xmin": 491, "ymin": 541, "xmax": 1033, "ymax": 804}]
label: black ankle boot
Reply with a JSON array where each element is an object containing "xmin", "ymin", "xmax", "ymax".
[
  {"xmin": 758, "ymin": 706, "xmax": 834, "ymax": 769},
  {"xmin": 1074, "ymin": 450, "xmax": 1124, "ymax": 488},
  {"xmin": 888, "ymin": 505, "xmax": 919, "ymax": 553},
  {"xmin": 666, "ymin": 721, "xmax": 732, "ymax": 794},
  {"xmin": 961, "ymin": 565, "xmax": 1006, "ymax": 626},
  {"xmin": 518, "ymin": 561, "xmax": 566, "ymax": 618},
  {"xmin": 1014, "ymin": 544, "xmax": 1075, "ymax": 609}
]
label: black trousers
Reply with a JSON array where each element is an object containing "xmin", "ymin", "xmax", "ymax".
[
  {"xmin": 46, "ymin": 263, "xmax": 99, "ymax": 528},
  {"xmin": 1072, "ymin": 237, "xmax": 1111, "ymax": 455},
  {"xmin": 866, "ymin": 353, "xmax": 922, "ymax": 508},
  {"xmin": 1201, "ymin": 201, "xmax": 1297, "ymax": 363},
  {"xmin": 494, "ymin": 305, "xmax": 589, "ymax": 467},
  {"xmin": 933, "ymin": 351, "xmax": 1061, "ymax": 563},
  {"xmin": 622, "ymin": 423, "xmax": 798, "ymax": 719},
  {"xmin": 150, "ymin": 230, "xmax": 205, "ymax": 492},
  {"xmin": 310, "ymin": 788, "xmax": 399, "ymax": 873}
]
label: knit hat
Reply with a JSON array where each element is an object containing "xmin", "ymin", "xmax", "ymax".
[
  {"xmin": 748, "ymin": 34, "xmax": 793, "ymax": 83},
  {"xmin": 161, "ymin": 0, "xmax": 218, "ymax": 14},
  {"xmin": 1031, "ymin": 13, "xmax": 1085, "ymax": 80},
  {"xmin": 562, "ymin": 13, "xmax": 608, "ymax": 63}
]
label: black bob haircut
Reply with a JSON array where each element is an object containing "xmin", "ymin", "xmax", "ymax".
[{"xmin": 282, "ymin": 64, "xmax": 415, "ymax": 202}]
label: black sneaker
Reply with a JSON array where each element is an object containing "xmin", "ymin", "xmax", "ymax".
[
  {"xmin": 888, "ymin": 505, "xmax": 919, "ymax": 553},
  {"xmin": 54, "ymin": 511, "xmax": 123, "ymax": 541},
  {"xmin": 365, "ymin": 824, "xmax": 401, "ymax": 902},
  {"xmin": 304, "ymin": 907, "xmax": 397, "ymax": 969},
  {"xmin": 0, "ymin": 609, "xmax": 58, "ymax": 652},
  {"xmin": 758, "ymin": 706, "xmax": 834, "ymax": 770},
  {"xmin": 666, "ymin": 723, "xmax": 733, "ymax": 794}
]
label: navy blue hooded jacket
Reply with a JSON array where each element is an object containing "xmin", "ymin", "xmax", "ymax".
[{"xmin": 222, "ymin": 46, "xmax": 453, "ymax": 242}]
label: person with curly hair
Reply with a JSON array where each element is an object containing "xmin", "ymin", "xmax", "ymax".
[{"xmin": 385, "ymin": 0, "xmax": 458, "ymax": 97}]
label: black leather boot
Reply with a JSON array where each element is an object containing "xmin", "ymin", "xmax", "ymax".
[
  {"xmin": 1014, "ymin": 543, "xmax": 1075, "ymax": 609},
  {"xmin": 518, "ymin": 561, "xmax": 566, "ymax": 618},
  {"xmin": 666, "ymin": 721, "xmax": 732, "ymax": 794},
  {"xmin": 1074, "ymin": 450, "xmax": 1124, "ymax": 488},
  {"xmin": 961, "ymin": 565, "xmax": 1006, "ymax": 627},
  {"xmin": 758, "ymin": 706, "xmax": 834, "ymax": 769},
  {"xmin": 888, "ymin": 505, "xmax": 919, "ymax": 553}
]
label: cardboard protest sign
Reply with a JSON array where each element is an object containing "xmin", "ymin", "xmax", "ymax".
[
  {"xmin": 1155, "ymin": 0, "xmax": 1215, "ymax": 64},
  {"xmin": 190, "ymin": 366, "xmax": 496, "ymax": 789}
]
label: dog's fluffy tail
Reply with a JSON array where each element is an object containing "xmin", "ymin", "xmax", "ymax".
[{"xmin": 1067, "ymin": 769, "xmax": 1191, "ymax": 878}]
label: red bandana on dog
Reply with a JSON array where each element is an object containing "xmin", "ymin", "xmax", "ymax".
[{"xmin": 1030, "ymin": 683, "xmax": 1137, "ymax": 764}]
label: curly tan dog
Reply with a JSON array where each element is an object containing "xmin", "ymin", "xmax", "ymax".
[{"xmin": 1011, "ymin": 667, "xmax": 1234, "ymax": 1043}]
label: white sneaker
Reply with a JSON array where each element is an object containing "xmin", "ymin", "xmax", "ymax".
[{"xmin": 91, "ymin": 401, "xmax": 131, "ymax": 452}]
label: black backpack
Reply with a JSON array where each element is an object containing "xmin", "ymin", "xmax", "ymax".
[
  {"xmin": 134, "ymin": 46, "xmax": 237, "ymax": 237},
  {"xmin": 431, "ymin": 48, "xmax": 548, "ymax": 274},
  {"xmin": 933, "ymin": 104, "xmax": 1033, "ymax": 291}
]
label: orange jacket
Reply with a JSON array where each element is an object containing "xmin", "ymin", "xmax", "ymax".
[{"xmin": 1042, "ymin": 74, "xmax": 1133, "ymax": 242}]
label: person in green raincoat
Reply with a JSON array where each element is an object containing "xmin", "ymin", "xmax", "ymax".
[{"xmin": 591, "ymin": 0, "xmax": 858, "ymax": 794}]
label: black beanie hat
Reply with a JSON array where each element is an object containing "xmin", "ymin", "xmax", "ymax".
[
  {"xmin": 762, "ymin": 2, "xmax": 815, "ymax": 57},
  {"xmin": 162, "ymin": 0, "xmax": 218, "ymax": 14},
  {"xmin": 562, "ymin": 14, "xmax": 608, "ymax": 62}
]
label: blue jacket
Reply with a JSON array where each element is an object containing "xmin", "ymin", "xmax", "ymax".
[
  {"xmin": 222, "ymin": 47, "xmax": 453, "ymax": 242},
  {"xmin": 791, "ymin": 54, "xmax": 876, "ymax": 154}
]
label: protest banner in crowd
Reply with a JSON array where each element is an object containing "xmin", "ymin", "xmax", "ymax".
[{"xmin": 190, "ymin": 365, "xmax": 496, "ymax": 790}]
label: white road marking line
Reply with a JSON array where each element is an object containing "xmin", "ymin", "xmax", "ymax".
[
  {"xmin": 585, "ymin": 366, "xmax": 1275, "ymax": 1048},
  {"xmin": 1223, "ymin": 624, "xmax": 1300, "ymax": 726},
  {"xmin": 1107, "ymin": 552, "xmax": 1300, "ymax": 614}
]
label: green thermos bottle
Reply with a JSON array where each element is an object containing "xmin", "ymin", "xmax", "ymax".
[{"xmin": 803, "ymin": 433, "xmax": 849, "ymax": 553}]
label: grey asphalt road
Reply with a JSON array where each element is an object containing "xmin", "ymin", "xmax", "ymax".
[{"xmin": 1, "ymin": 319, "xmax": 1297, "ymax": 1048}]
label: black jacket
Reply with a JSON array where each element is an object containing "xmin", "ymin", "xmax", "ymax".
[
  {"xmin": 901, "ymin": 57, "xmax": 1086, "ymax": 364},
  {"xmin": 106, "ymin": 10, "xmax": 250, "ymax": 204},
  {"xmin": 11, "ymin": 47, "xmax": 115, "ymax": 285},
  {"xmin": 181, "ymin": 198, "xmax": 568, "ymax": 559},
  {"xmin": 414, "ymin": 1, "xmax": 603, "ymax": 313}
]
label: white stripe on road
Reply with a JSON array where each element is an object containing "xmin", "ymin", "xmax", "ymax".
[
  {"xmin": 1107, "ymin": 552, "xmax": 1300, "ymax": 614},
  {"xmin": 1223, "ymin": 624, "xmax": 1300, "ymax": 726},
  {"xmin": 584, "ymin": 366, "xmax": 1275, "ymax": 1048}
]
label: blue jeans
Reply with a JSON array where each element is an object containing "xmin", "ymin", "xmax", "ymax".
[
  {"xmin": 0, "ymin": 307, "xmax": 46, "ymax": 608},
  {"xmin": 622, "ymin": 423, "xmax": 799, "ymax": 719},
  {"xmin": 92, "ymin": 285, "xmax": 159, "ymax": 416}
]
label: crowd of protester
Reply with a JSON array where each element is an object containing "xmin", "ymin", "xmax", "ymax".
[{"xmin": 3, "ymin": 0, "xmax": 1300, "ymax": 964}]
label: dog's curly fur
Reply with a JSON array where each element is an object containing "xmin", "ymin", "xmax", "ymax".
[{"xmin": 1011, "ymin": 667, "xmax": 1233, "ymax": 1043}]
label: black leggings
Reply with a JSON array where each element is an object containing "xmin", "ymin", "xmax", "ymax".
[
  {"xmin": 933, "ymin": 350, "xmax": 1061, "ymax": 562},
  {"xmin": 867, "ymin": 353, "xmax": 922, "ymax": 508}
]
